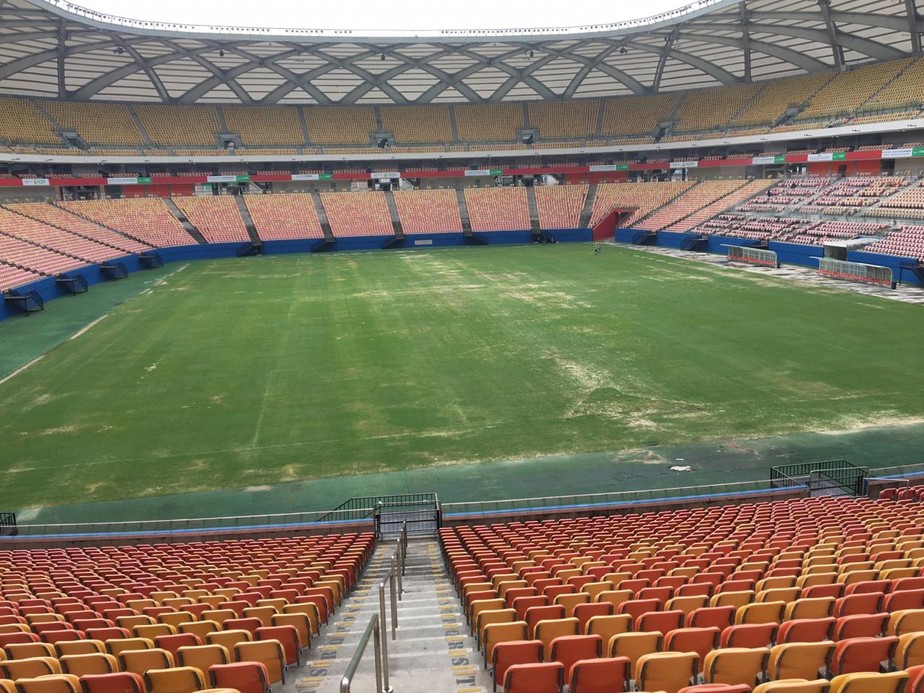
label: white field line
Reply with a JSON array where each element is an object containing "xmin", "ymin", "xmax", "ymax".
[{"xmin": 0, "ymin": 355, "xmax": 46, "ymax": 387}]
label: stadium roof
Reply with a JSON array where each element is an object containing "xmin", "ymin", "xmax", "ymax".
[{"xmin": 0, "ymin": 0, "xmax": 921, "ymax": 105}]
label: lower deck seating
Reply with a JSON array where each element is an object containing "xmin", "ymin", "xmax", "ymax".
[
  {"xmin": 0, "ymin": 261, "xmax": 42, "ymax": 291},
  {"xmin": 0, "ymin": 208, "xmax": 129, "ymax": 265},
  {"xmin": 590, "ymin": 182, "xmax": 696, "ymax": 228},
  {"xmin": 534, "ymin": 185, "xmax": 588, "ymax": 230},
  {"xmin": 171, "ymin": 197, "xmax": 250, "ymax": 244},
  {"xmin": 637, "ymin": 180, "xmax": 748, "ymax": 232},
  {"xmin": 320, "ymin": 192, "xmax": 394, "ymax": 238},
  {"xmin": 243, "ymin": 194, "xmax": 324, "ymax": 241},
  {"xmin": 443, "ymin": 493, "xmax": 924, "ymax": 692},
  {"xmin": 60, "ymin": 199, "xmax": 195, "ymax": 248},
  {"xmin": 464, "ymin": 188, "xmax": 531, "ymax": 232},
  {"xmin": 863, "ymin": 225, "xmax": 924, "ymax": 261},
  {"xmin": 7, "ymin": 204, "xmax": 153, "ymax": 255},
  {"xmin": 392, "ymin": 189, "xmax": 463, "ymax": 234}
]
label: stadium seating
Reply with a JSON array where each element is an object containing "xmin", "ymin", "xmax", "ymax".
[
  {"xmin": 243, "ymin": 194, "xmax": 324, "ymax": 240},
  {"xmin": 668, "ymin": 180, "xmax": 773, "ymax": 233},
  {"xmin": 672, "ymin": 83, "xmax": 761, "ymax": 136},
  {"xmin": 133, "ymin": 105, "xmax": 221, "ymax": 146},
  {"xmin": 863, "ymin": 225, "xmax": 924, "ymax": 261},
  {"xmin": 60, "ymin": 199, "xmax": 196, "ymax": 248},
  {"xmin": 637, "ymin": 180, "xmax": 748, "ymax": 232},
  {"xmin": 0, "ymin": 208, "xmax": 125, "ymax": 265},
  {"xmin": 534, "ymin": 185, "xmax": 589, "ymax": 230},
  {"xmin": 793, "ymin": 59, "xmax": 912, "ymax": 124},
  {"xmin": 600, "ymin": 93, "xmax": 680, "ymax": 140},
  {"xmin": 5, "ymin": 204, "xmax": 152, "ymax": 255},
  {"xmin": 303, "ymin": 106, "xmax": 376, "ymax": 144},
  {"xmin": 220, "ymin": 106, "xmax": 304, "ymax": 147},
  {"xmin": 320, "ymin": 191, "xmax": 394, "ymax": 237},
  {"xmin": 42, "ymin": 102, "xmax": 144, "ymax": 146},
  {"xmin": 392, "ymin": 190, "xmax": 463, "ymax": 235},
  {"xmin": 171, "ymin": 197, "xmax": 250, "ymax": 244},
  {"xmin": 0, "ymin": 261, "xmax": 42, "ymax": 291},
  {"xmin": 0, "ymin": 97, "xmax": 60, "ymax": 143},
  {"xmin": 590, "ymin": 182, "xmax": 696, "ymax": 228},
  {"xmin": 527, "ymin": 100, "xmax": 599, "ymax": 141},
  {"xmin": 464, "ymin": 188, "xmax": 531, "ymax": 232},
  {"xmin": 454, "ymin": 103, "xmax": 525, "ymax": 143},
  {"xmin": 380, "ymin": 106, "xmax": 453, "ymax": 144},
  {"xmin": 730, "ymin": 73, "xmax": 836, "ymax": 131}
]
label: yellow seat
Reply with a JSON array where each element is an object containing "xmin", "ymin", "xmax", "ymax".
[
  {"xmin": 711, "ymin": 591, "xmax": 755, "ymax": 610},
  {"xmin": 784, "ymin": 597, "xmax": 835, "ymax": 621},
  {"xmin": 482, "ymin": 622, "xmax": 528, "ymax": 669},
  {"xmin": 270, "ymin": 614, "xmax": 311, "ymax": 652},
  {"xmin": 827, "ymin": 671, "xmax": 909, "ymax": 693},
  {"xmin": 176, "ymin": 622, "xmax": 219, "ymax": 642},
  {"xmin": 106, "ymin": 639, "xmax": 155, "ymax": 658},
  {"xmin": 55, "ymin": 641, "xmax": 105, "ymax": 657},
  {"xmin": 281, "ymin": 604, "xmax": 321, "ymax": 636},
  {"xmin": 133, "ymin": 625, "xmax": 176, "ymax": 640},
  {"xmin": 703, "ymin": 647, "xmax": 770, "ymax": 687},
  {"xmin": 0, "ymin": 657, "xmax": 62, "ymax": 680},
  {"xmin": 594, "ymin": 590, "xmax": 633, "ymax": 608},
  {"xmin": 752, "ymin": 679, "xmax": 831, "ymax": 693},
  {"xmin": 736, "ymin": 601, "xmax": 785, "ymax": 625},
  {"xmin": 204, "ymin": 631, "xmax": 251, "ymax": 653},
  {"xmin": 756, "ymin": 588, "xmax": 800, "ymax": 604},
  {"xmin": 241, "ymin": 608, "xmax": 276, "ymax": 628},
  {"xmin": 534, "ymin": 617, "xmax": 579, "ymax": 659},
  {"xmin": 636, "ymin": 651, "xmax": 698, "ymax": 693},
  {"xmin": 12, "ymin": 674, "xmax": 80, "ymax": 693},
  {"xmin": 585, "ymin": 614, "xmax": 632, "ymax": 641},
  {"xmin": 468, "ymin": 599, "xmax": 505, "ymax": 635},
  {"xmin": 144, "ymin": 666, "xmax": 207, "ymax": 693},
  {"xmin": 158, "ymin": 613, "xmax": 195, "ymax": 630},
  {"xmin": 553, "ymin": 593, "xmax": 590, "ymax": 618},
  {"xmin": 606, "ymin": 631, "xmax": 662, "ymax": 679},
  {"xmin": 233, "ymin": 640, "xmax": 285, "ymax": 686},
  {"xmin": 767, "ymin": 641, "xmax": 835, "ymax": 681},
  {"xmin": 116, "ymin": 616, "xmax": 156, "ymax": 631},
  {"xmin": 59, "ymin": 653, "xmax": 119, "ymax": 676},
  {"xmin": 118, "ymin": 648, "xmax": 175, "ymax": 676},
  {"xmin": 475, "ymin": 609, "xmax": 516, "ymax": 648},
  {"xmin": 175, "ymin": 645, "xmax": 230, "ymax": 678},
  {"xmin": 3, "ymin": 643, "xmax": 56, "ymax": 660},
  {"xmin": 886, "ymin": 608, "xmax": 924, "ymax": 636},
  {"xmin": 895, "ymin": 631, "xmax": 924, "ymax": 669}
]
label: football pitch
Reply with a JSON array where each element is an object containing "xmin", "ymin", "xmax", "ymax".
[{"xmin": 0, "ymin": 243, "xmax": 922, "ymax": 514}]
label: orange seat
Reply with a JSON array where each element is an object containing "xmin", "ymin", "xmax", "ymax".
[
  {"xmin": 502, "ymin": 661, "xmax": 564, "ymax": 693},
  {"xmin": 568, "ymin": 656, "xmax": 629, "ymax": 693}
]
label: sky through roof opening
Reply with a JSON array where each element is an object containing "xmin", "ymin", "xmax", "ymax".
[{"xmin": 70, "ymin": 0, "xmax": 697, "ymax": 32}]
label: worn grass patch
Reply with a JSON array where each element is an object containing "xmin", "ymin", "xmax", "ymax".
[{"xmin": 0, "ymin": 244, "xmax": 921, "ymax": 507}]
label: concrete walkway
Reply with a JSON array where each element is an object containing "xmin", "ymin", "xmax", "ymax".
[{"xmin": 289, "ymin": 538, "xmax": 491, "ymax": 693}]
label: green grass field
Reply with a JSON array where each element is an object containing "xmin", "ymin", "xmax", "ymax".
[{"xmin": 0, "ymin": 244, "xmax": 922, "ymax": 511}]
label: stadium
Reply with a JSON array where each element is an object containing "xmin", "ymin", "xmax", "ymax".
[{"xmin": 0, "ymin": 0, "xmax": 923, "ymax": 691}]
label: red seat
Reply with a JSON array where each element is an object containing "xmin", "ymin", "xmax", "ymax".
[
  {"xmin": 568, "ymin": 657, "xmax": 629, "ymax": 693},
  {"xmin": 572, "ymin": 603, "xmax": 612, "ymax": 633},
  {"xmin": 635, "ymin": 610, "xmax": 684, "ymax": 635},
  {"xmin": 255, "ymin": 626, "xmax": 301, "ymax": 666},
  {"xmin": 548, "ymin": 635, "xmax": 601, "ymax": 678},
  {"xmin": 79, "ymin": 672, "xmax": 145, "ymax": 693},
  {"xmin": 720, "ymin": 623, "xmax": 777, "ymax": 648},
  {"xmin": 208, "ymin": 661, "xmax": 270, "ymax": 693},
  {"xmin": 830, "ymin": 635, "xmax": 899, "ymax": 675},
  {"xmin": 687, "ymin": 606, "xmax": 735, "ymax": 630},
  {"xmin": 492, "ymin": 640, "xmax": 542, "ymax": 693},
  {"xmin": 775, "ymin": 617, "xmax": 835, "ymax": 643},
  {"xmin": 832, "ymin": 613, "xmax": 888, "ymax": 640},
  {"xmin": 503, "ymin": 662, "xmax": 564, "ymax": 693},
  {"xmin": 152, "ymin": 634, "xmax": 200, "ymax": 658}
]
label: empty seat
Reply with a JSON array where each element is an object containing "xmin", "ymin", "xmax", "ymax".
[
  {"xmin": 702, "ymin": 647, "xmax": 769, "ymax": 687},
  {"xmin": 144, "ymin": 667, "xmax": 207, "ymax": 693},
  {"xmin": 766, "ymin": 641, "xmax": 835, "ymax": 681},
  {"xmin": 567, "ymin": 656, "xmax": 630, "ymax": 693},
  {"xmin": 60, "ymin": 653, "xmax": 119, "ymax": 677},
  {"xmin": 492, "ymin": 641, "xmax": 542, "ymax": 693},
  {"xmin": 827, "ymin": 671, "xmax": 909, "ymax": 693},
  {"xmin": 208, "ymin": 662, "xmax": 269, "ymax": 693},
  {"xmin": 232, "ymin": 641, "xmax": 285, "ymax": 685},
  {"xmin": 79, "ymin": 673, "xmax": 145, "ymax": 693},
  {"xmin": 502, "ymin": 661, "xmax": 564, "ymax": 693},
  {"xmin": 14, "ymin": 675, "xmax": 80, "ymax": 693},
  {"xmin": 830, "ymin": 636, "xmax": 899, "ymax": 675},
  {"xmin": 637, "ymin": 651, "xmax": 698, "ymax": 693}
]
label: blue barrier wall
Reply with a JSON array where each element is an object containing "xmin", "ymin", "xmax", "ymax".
[
  {"xmin": 405, "ymin": 233, "xmax": 466, "ymax": 248},
  {"xmin": 848, "ymin": 250, "xmax": 923, "ymax": 287},
  {"xmin": 706, "ymin": 235, "xmax": 761, "ymax": 254},
  {"xmin": 768, "ymin": 241, "xmax": 824, "ymax": 268},
  {"xmin": 156, "ymin": 243, "xmax": 250, "ymax": 263},
  {"xmin": 263, "ymin": 239, "xmax": 324, "ymax": 255},
  {"xmin": 655, "ymin": 231, "xmax": 687, "ymax": 249}
]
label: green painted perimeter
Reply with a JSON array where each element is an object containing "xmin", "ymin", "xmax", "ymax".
[{"xmin": 0, "ymin": 245, "xmax": 921, "ymax": 524}]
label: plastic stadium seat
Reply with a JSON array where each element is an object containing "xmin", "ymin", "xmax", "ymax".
[
  {"xmin": 585, "ymin": 614, "xmax": 631, "ymax": 641},
  {"xmin": 548, "ymin": 635, "xmax": 601, "ymax": 678},
  {"xmin": 751, "ymin": 681, "xmax": 830, "ymax": 693},
  {"xmin": 664, "ymin": 627, "xmax": 720, "ymax": 671},
  {"xmin": 687, "ymin": 607, "xmax": 735, "ymax": 630},
  {"xmin": 502, "ymin": 661, "xmax": 563, "ymax": 693},
  {"xmin": 144, "ymin": 666, "xmax": 207, "ymax": 693},
  {"xmin": 14, "ymin": 675, "xmax": 80, "ymax": 693},
  {"xmin": 105, "ymin": 639, "xmax": 154, "ymax": 658},
  {"xmin": 233, "ymin": 640, "xmax": 285, "ymax": 685},
  {"xmin": 483, "ymin": 622, "xmax": 529, "ymax": 668},
  {"xmin": 827, "ymin": 671, "xmax": 909, "ymax": 693},
  {"xmin": 177, "ymin": 623, "xmax": 219, "ymax": 643},
  {"xmin": 907, "ymin": 665, "xmax": 924, "ymax": 693},
  {"xmin": 702, "ymin": 647, "xmax": 770, "ymax": 687},
  {"xmin": 607, "ymin": 631, "xmax": 662, "ymax": 678},
  {"xmin": 0, "ymin": 681, "xmax": 13, "ymax": 693},
  {"xmin": 269, "ymin": 614, "xmax": 310, "ymax": 652},
  {"xmin": 832, "ymin": 613, "xmax": 888, "ymax": 640},
  {"xmin": 766, "ymin": 641, "xmax": 835, "ymax": 681},
  {"xmin": 636, "ymin": 651, "xmax": 698, "ymax": 693},
  {"xmin": 895, "ymin": 631, "xmax": 924, "ymax": 669},
  {"xmin": 830, "ymin": 636, "xmax": 898, "ymax": 675},
  {"xmin": 1, "ymin": 657, "xmax": 62, "ymax": 679},
  {"xmin": 4, "ymin": 642, "xmax": 56, "ymax": 660},
  {"xmin": 254, "ymin": 626, "xmax": 299, "ymax": 667},
  {"xmin": 886, "ymin": 608, "xmax": 924, "ymax": 635},
  {"xmin": 79, "ymin": 672, "xmax": 145, "ymax": 693},
  {"xmin": 568, "ymin": 656, "xmax": 630, "ymax": 693},
  {"xmin": 477, "ymin": 609, "xmax": 517, "ymax": 646},
  {"xmin": 204, "ymin": 631, "xmax": 251, "ymax": 653},
  {"xmin": 118, "ymin": 648, "xmax": 175, "ymax": 676},
  {"xmin": 720, "ymin": 623, "xmax": 777, "ymax": 648},
  {"xmin": 776, "ymin": 618, "xmax": 835, "ymax": 643},
  {"xmin": 636, "ymin": 610, "xmax": 684, "ymax": 635},
  {"xmin": 153, "ymin": 635, "xmax": 200, "ymax": 659},
  {"xmin": 208, "ymin": 662, "xmax": 268, "ymax": 693},
  {"xmin": 60, "ymin": 653, "xmax": 119, "ymax": 676},
  {"xmin": 572, "ymin": 603, "xmax": 612, "ymax": 632},
  {"xmin": 492, "ymin": 641, "xmax": 542, "ymax": 693}
]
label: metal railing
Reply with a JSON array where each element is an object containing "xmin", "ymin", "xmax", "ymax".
[
  {"xmin": 0, "ymin": 513, "xmax": 17, "ymax": 537},
  {"xmin": 12, "ymin": 508, "xmax": 373, "ymax": 537},
  {"xmin": 340, "ymin": 613, "xmax": 384, "ymax": 693},
  {"xmin": 441, "ymin": 479, "xmax": 793, "ymax": 516}
]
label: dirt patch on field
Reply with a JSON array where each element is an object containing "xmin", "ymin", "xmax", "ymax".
[{"xmin": 819, "ymin": 415, "xmax": 924, "ymax": 434}]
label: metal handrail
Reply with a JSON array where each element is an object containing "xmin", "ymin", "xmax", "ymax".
[{"xmin": 340, "ymin": 613, "xmax": 383, "ymax": 693}]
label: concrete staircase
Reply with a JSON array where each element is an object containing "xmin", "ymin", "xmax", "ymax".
[{"xmin": 289, "ymin": 539, "xmax": 490, "ymax": 693}]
